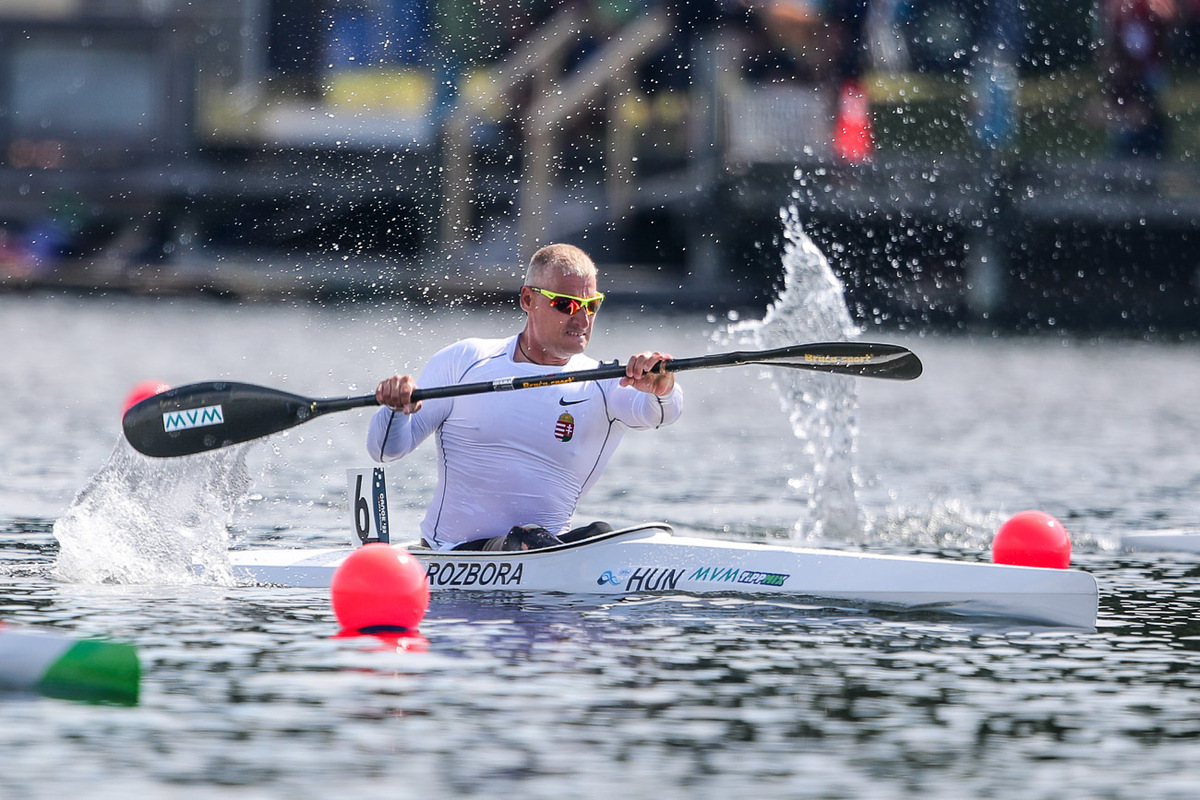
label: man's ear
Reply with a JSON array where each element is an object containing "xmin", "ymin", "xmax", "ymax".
[{"xmin": 519, "ymin": 286, "xmax": 532, "ymax": 312}]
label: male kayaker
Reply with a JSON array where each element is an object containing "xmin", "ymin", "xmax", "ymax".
[{"xmin": 368, "ymin": 243, "xmax": 683, "ymax": 551}]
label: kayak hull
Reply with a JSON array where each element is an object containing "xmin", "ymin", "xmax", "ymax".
[
  {"xmin": 1121, "ymin": 529, "xmax": 1200, "ymax": 553},
  {"xmin": 228, "ymin": 524, "xmax": 1099, "ymax": 628}
]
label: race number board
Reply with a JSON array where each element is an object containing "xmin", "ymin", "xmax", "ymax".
[{"xmin": 347, "ymin": 467, "xmax": 390, "ymax": 545}]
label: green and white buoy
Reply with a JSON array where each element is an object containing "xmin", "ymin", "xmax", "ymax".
[{"xmin": 0, "ymin": 623, "xmax": 139, "ymax": 705}]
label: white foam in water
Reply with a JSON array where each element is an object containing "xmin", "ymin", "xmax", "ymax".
[
  {"xmin": 720, "ymin": 202, "xmax": 862, "ymax": 541},
  {"xmin": 53, "ymin": 439, "xmax": 250, "ymax": 585}
]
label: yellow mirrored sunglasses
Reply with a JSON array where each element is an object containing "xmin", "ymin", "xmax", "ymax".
[{"xmin": 527, "ymin": 287, "xmax": 605, "ymax": 316}]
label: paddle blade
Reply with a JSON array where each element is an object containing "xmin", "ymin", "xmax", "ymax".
[
  {"xmin": 122, "ymin": 382, "xmax": 318, "ymax": 458},
  {"xmin": 743, "ymin": 342, "xmax": 923, "ymax": 381}
]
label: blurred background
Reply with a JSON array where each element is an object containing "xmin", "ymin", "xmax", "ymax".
[{"xmin": 0, "ymin": 0, "xmax": 1197, "ymax": 331}]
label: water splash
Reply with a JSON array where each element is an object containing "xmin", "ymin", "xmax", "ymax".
[
  {"xmin": 869, "ymin": 498, "xmax": 1003, "ymax": 553},
  {"xmin": 53, "ymin": 440, "xmax": 251, "ymax": 585},
  {"xmin": 719, "ymin": 203, "xmax": 862, "ymax": 541}
]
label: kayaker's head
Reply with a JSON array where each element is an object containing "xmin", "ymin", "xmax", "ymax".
[{"xmin": 518, "ymin": 244, "xmax": 603, "ymax": 365}]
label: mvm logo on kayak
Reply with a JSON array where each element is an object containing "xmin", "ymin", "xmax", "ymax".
[
  {"xmin": 162, "ymin": 405, "xmax": 225, "ymax": 432},
  {"xmin": 689, "ymin": 566, "xmax": 791, "ymax": 587}
]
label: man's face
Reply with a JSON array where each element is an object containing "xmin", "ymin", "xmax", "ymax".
[{"xmin": 521, "ymin": 271, "xmax": 599, "ymax": 361}]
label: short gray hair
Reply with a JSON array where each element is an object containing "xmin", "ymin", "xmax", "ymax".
[{"xmin": 524, "ymin": 243, "xmax": 597, "ymax": 286}]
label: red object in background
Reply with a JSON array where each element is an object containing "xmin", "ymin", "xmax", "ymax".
[
  {"xmin": 122, "ymin": 381, "xmax": 171, "ymax": 416},
  {"xmin": 833, "ymin": 79, "xmax": 873, "ymax": 163}
]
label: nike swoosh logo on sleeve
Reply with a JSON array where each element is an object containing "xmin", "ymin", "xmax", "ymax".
[{"xmin": 558, "ymin": 397, "xmax": 588, "ymax": 406}]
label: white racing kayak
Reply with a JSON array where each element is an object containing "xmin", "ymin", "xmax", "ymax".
[
  {"xmin": 1121, "ymin": 529, "xmax": 1200, "ymax": 553},
  {"xmin": 228, "ymin": 522, "xmax": 1100, "ymax": 628}
]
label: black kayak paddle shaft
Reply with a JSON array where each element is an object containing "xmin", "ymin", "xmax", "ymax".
[{"xmin": 122, "ymin": 341, "xmax": 922, "ymax": 458}]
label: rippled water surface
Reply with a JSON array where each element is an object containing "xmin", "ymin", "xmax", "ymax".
[{"xmin": 2, "ymin": 280, "xmax": 1200, "ymax": 798}]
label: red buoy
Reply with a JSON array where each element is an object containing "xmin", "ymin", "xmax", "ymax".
[
  {"xmin": 330, "ymin": 544, "xmax": 429, "ymax": 635},
  {"xmin": 122, "ymin": 380, "xmax": 171, "ymax": 416},
  {"xmin": 992, "ymin": 510, "xmax": 1072, "ymax": 569}
]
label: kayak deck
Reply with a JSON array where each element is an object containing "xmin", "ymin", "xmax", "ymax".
[{"xmin": 227, "ymin": 524, "xmax": 1099, "ymax": 628}]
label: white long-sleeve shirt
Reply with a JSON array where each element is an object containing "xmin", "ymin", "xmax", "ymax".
[{"xmin": 367, "ymin": 335, "xmax": 683, "ymax": 549}]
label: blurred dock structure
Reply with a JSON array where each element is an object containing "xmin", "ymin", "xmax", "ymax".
[{"xmin": 0, "ymin": 0, "xmax": 1198, "ymax": 332}]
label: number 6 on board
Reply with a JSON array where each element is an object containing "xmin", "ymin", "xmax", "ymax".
[{"xmin": 347, "ymin": 467, "xmax": 390, "ymax": 545}]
